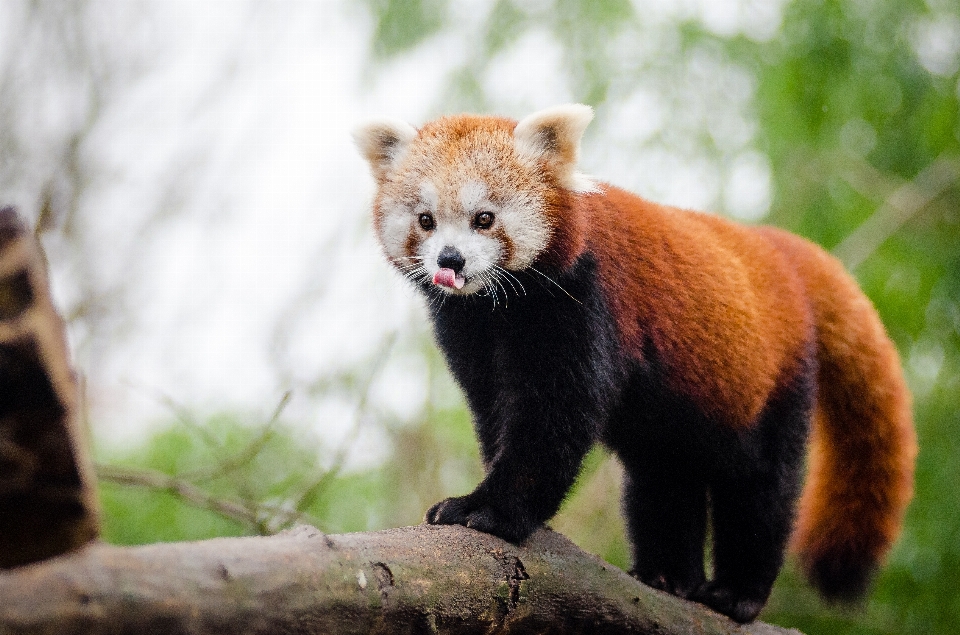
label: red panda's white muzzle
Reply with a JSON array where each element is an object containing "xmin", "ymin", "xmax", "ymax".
[{"xmin": 433, "ymin": 268, "xmax": 466, "ymax": 290}]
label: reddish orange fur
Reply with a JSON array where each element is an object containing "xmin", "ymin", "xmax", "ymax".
[
  {"xmin": 545, "ymin": 185, "xmax": 915, "ymax": 589},
  {"xmin": 552, "ymin": 186, "xmax": 814, "ymax": 429}
]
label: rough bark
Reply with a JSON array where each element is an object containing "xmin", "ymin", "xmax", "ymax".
[
  {"xmin": 0, "ymin": 207, "xmax": 99, "ymax": 569},
  {"xmin": 0, "ymin": 523, "xmax": 802, "ymax": 635}
]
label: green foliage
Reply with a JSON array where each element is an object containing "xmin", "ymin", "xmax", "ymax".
[
  {"xmin": 99, "ymin": 412, "xmax": 330, "ymax": 543},
  {"xmin": 483, "ymin": 0, "xmax": 528, "ymax": 57},
  {"xmin": 99, "ymin": 424, "xmax": 247, "ymax": 544}
]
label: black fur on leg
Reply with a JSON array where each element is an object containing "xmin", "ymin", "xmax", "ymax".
[
  {"xmin": 693, "ymin": 349, "xmax": 816, "ymax": 623},
  {"xmin": 621, "ymin": 462, "xmax": 707, "ymax": 599},
  {"xmin": 423, "ymin": 255, "xmax": 623, "ymax": 545},
  {"xmin": 606, "ymin": 333, "xmax": 816, "ymax": 623}
]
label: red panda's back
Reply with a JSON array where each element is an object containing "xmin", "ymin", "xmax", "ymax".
[{"xmin": 581, "ymin": 185, "xmax": 814, "ymax": 429}]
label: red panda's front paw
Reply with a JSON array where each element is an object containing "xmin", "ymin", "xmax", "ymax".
[
  {"xmin": 425, "ymin": 495, "xmax": 533, "ymax": 544},
  {"xmin": 424, "ymin": 495, "xmax": 468, "ymax": 525}
]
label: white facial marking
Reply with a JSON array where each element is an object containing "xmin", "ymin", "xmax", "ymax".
[
  {"xmin": 458, "ymin": 180, "xmax": 487, "ymax": 213},
  {"xmin": 496, "ymin": 191, "xmax": 551, "ymax": 270},
  {"xmin": 377, "ymin": 198, "xmax": 413, "ymax": 260},
  {"xmin": 419, "ymin": 180, "xmax": 438, "ymax": 213}
]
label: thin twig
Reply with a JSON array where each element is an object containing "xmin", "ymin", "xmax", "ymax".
[
  {"xmin": 833, "ymin": 153, "xmax": 959, "ymax": 270},
  {"xmin": 97, "ymin": 463, "xmax": 260, "ymax": 529},
  {"xmin": 122, "ymin": 380, "xmax": 225, "ymax": 454},
  {"xmin": 96, "ymin": 463, "xmax": 312, "ymax": 535},
  {"xmin": 180, "ymin": 391, "xmax": 293, "ymax": 482},
  {"xmin": 292, "ymin": 333, "xmax": 399, "ymax": 514}
]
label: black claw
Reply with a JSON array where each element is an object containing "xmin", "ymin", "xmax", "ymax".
[{"xmin": 423, "ymin": 494, "xmax": 535, "ymax": 544}]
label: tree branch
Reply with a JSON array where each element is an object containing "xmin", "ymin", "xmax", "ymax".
[
  {"xmin": 95, "ymin": 462, "xmax": 313, "ymax": 534},
  {"xmin": 0, "ymin": 523, "xmax": 801, "ymax": 635}
]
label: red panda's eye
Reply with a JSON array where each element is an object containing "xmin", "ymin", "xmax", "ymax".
[
  {"xmin": 418, "ymin": 213, "xmax": 435, "ymax": 231},
  {"xmin": 474, "ymin": 212, "xmax": 495, "ymax": 229}
]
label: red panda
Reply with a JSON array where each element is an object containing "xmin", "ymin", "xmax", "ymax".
[{"xmin": 354, "ymin": 104, "xmax": 916, "ymax": 623}]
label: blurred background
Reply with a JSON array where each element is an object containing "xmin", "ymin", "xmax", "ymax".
[{"xmin": 1, "ymin": 0, "xmax": 957, "ymax": 632}]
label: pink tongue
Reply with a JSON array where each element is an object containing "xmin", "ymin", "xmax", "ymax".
[{"xmin": 433, "ymin": 268, "xmax": 465, "ymax": 289}]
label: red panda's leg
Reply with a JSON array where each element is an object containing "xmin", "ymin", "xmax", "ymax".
[
  {"xmin": 425, "ymin": 254, "xmax": 619, "ymax": 544},
  {"xmin": 691, "ymin": 353, "xmax": 815, "ymax": 623},
  {"xmin": 697, "ymin": 472, "xmax": 798, "ymax": 622},
  {"xmin": 424, "ymin": 382, "xmax": 599, "ymax": 543},
  {"xmin": 622, "ymin": 459, "xmax": 707, "ymax": 597},
  {"xmin": 424, "ymin": 324, "xmax": 610, "ymax": 543}
]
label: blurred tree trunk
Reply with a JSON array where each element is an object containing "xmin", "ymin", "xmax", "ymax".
[
  {"xmin": 0, "ymin": 523, "xmax": 802, "ymax": 635},
  {"xmin": 0, "ymin": 207, "xmax": 99, "ymax": 569}
]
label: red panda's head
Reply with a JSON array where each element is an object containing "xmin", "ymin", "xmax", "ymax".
[{"xmin": 354, "ymin": 105, "xmax": 596, "ymax": 295}]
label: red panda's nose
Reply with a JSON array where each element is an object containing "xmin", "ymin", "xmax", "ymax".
[{"xmin": 437, "ymin": 246, "xmax": 466, "ymax": 274}]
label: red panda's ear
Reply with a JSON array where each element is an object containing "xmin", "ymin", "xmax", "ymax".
[
  {"xmin": 514, "ymin": 104, "xmax": 597, "ymax": 193},
  {"xmin": 353, "ymin": 119, "xmax": 418, "ymax": 183}
]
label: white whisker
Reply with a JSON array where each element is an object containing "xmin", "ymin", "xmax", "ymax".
[
  {"xmin": 493, "ymin": 265, "xmax": 524, "ymax": 296},
  {"xmin": 491, "ymin": 274, "xmax": 510, "ymax": 308},
  {"xmin": 527, "ymin": 266, "xmax": 581, "ymax": 304}
]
